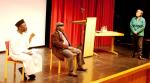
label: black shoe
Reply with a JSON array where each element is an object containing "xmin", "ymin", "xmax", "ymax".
[
  {"xmin": 77, "ymin": 67, "xmax": 87, "ymax": 71},
  {"xmin": 18, "ymin": 67, "xmax": 27, "ymax": 81},
  {"xmin": 28, "ymin": 74, "xmax": 36, "ymax": 80},
  {"xmin": 68, "ymin": 72, "xmax": 78, "ymax": 77},
  {"xmin": 18, "ymin": 67, "xmax": 23, "ymax": 74}
]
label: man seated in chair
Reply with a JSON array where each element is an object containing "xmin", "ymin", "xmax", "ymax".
[
  {"xmin": 9, "ymin": 19, "xmax": 42, "ymax": 80},
  {"xmin": 51, "ymin": 22, "xmax": 87, "ymax": 77}
]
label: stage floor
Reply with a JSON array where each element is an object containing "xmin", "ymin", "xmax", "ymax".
[{"xmin": 0, "ymin": 45, "xmax": 149, "ymax": 83}]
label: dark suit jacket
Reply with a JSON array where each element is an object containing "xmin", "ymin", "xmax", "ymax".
[{"xmin": 51, "ymin": 30, "xmax": 70, "ymax": 61}]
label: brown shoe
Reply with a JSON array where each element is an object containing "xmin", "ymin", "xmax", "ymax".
[
  {"xmin": 68, "ymin": 72, "xmax": 78, "ymax": 77},
  {"xmin": 77, "ymin": 67, "xmax": 87, "ymax": 71},
  {"xmin": 138, "ymin": 56, "xmax": 146, "ymax": 60}
]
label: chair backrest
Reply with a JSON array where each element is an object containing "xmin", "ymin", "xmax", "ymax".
[
  {"xmin": 5, "ymin": 41, "xmax": 9, "ymax": 55},
  {"xmin": 5, "ymin": 41, "xmax": 10, "ymax": 60}
]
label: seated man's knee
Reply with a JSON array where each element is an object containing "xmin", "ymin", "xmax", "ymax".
[
  {"xmin": 67, "ymin": 53, "xmax": 77, "ymax": 59},
  {"xmin": 76, "ymin": 48, "xmax": 82, "ymax": 54}
]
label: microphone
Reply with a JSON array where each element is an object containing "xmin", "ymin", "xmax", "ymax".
[
  {"xmin": 81, "ymin": 8, "xmax": 85, "ymax": 13},
  {"xmin": 81, "ymin": 8, "xmax": 85, "ymax": 11}
]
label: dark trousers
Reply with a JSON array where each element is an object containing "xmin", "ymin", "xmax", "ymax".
[{"xmin": 132, "ymin": 36, "xmax": 143, "ymax": 57}]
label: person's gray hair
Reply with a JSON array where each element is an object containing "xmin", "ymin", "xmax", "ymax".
[{"xmin": 136, "ymin": 9, "xmax": 143, "ymax": 16}]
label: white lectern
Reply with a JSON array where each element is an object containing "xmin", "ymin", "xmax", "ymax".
[{"xmin": 72, "ymin": 17, "xmax": 97, "ymax": 57}]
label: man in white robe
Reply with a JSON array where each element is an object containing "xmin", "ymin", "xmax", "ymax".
[{"xmin": 9, "ymin": 19, "xmax": 42, "ymax": 80}]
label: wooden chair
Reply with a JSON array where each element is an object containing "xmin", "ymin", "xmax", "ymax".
[
  {"xmin": 50, "ymin": 49, "xmax": 77, "ymax": 74},
  {"xmin": 4, "ymin": 41, "xmax": 24, "ymax": 81}
]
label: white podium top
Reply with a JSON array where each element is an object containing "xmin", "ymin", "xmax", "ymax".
[{"xmin": 95, "ymin": 31, "xmax": 124, "ymax": 36}]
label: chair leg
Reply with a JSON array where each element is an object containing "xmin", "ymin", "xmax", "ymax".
[
  {"xmin": 14, "ymin": 63, "xmax": 16, "ymax": 78},
  {"xmin": 73, "ymin": 56, "xmax": 77, "ymax": 72},
  {"xmin": 58, "ymin": 60, "xmax": 61, "ymax": 74},
  {"xmin": 22, "ymin": 66, "xmax": 24, "ymax": 81},
  {"xmin": 4, "ymin": 61, "xmax": 8, "ymax": 80},
  {"xmin": 50, "ymin": 49, "xmax": 53, "ymax": 71},
  {"xmin": 4, "ymin": 49, "xmax": 8, "ymax": 80},
  {"xmin": 64, "ymin": 58, "xmax": 68, "ymax": 71}
]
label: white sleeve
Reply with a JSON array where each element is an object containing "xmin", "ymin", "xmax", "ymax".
[{"xmin": 9, "ymin": 36, "xmax": 22, "ymax": 55}]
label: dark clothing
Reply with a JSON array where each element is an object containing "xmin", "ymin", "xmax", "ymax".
[{"xmin": 132, "ymin": 35, "xmax": 143, "ymax": 57}]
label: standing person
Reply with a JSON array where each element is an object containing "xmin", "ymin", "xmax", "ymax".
[
  {"xmin": 51, "ymin": 22, "xmax": 87, "ymax": 77},
  {"xmin": 130, "ymin": 9, "xmax": 146, "ymax": 60},
  {"xmin": 9, "ymin": 19, "xmax": 42, "ymax": 80}
]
